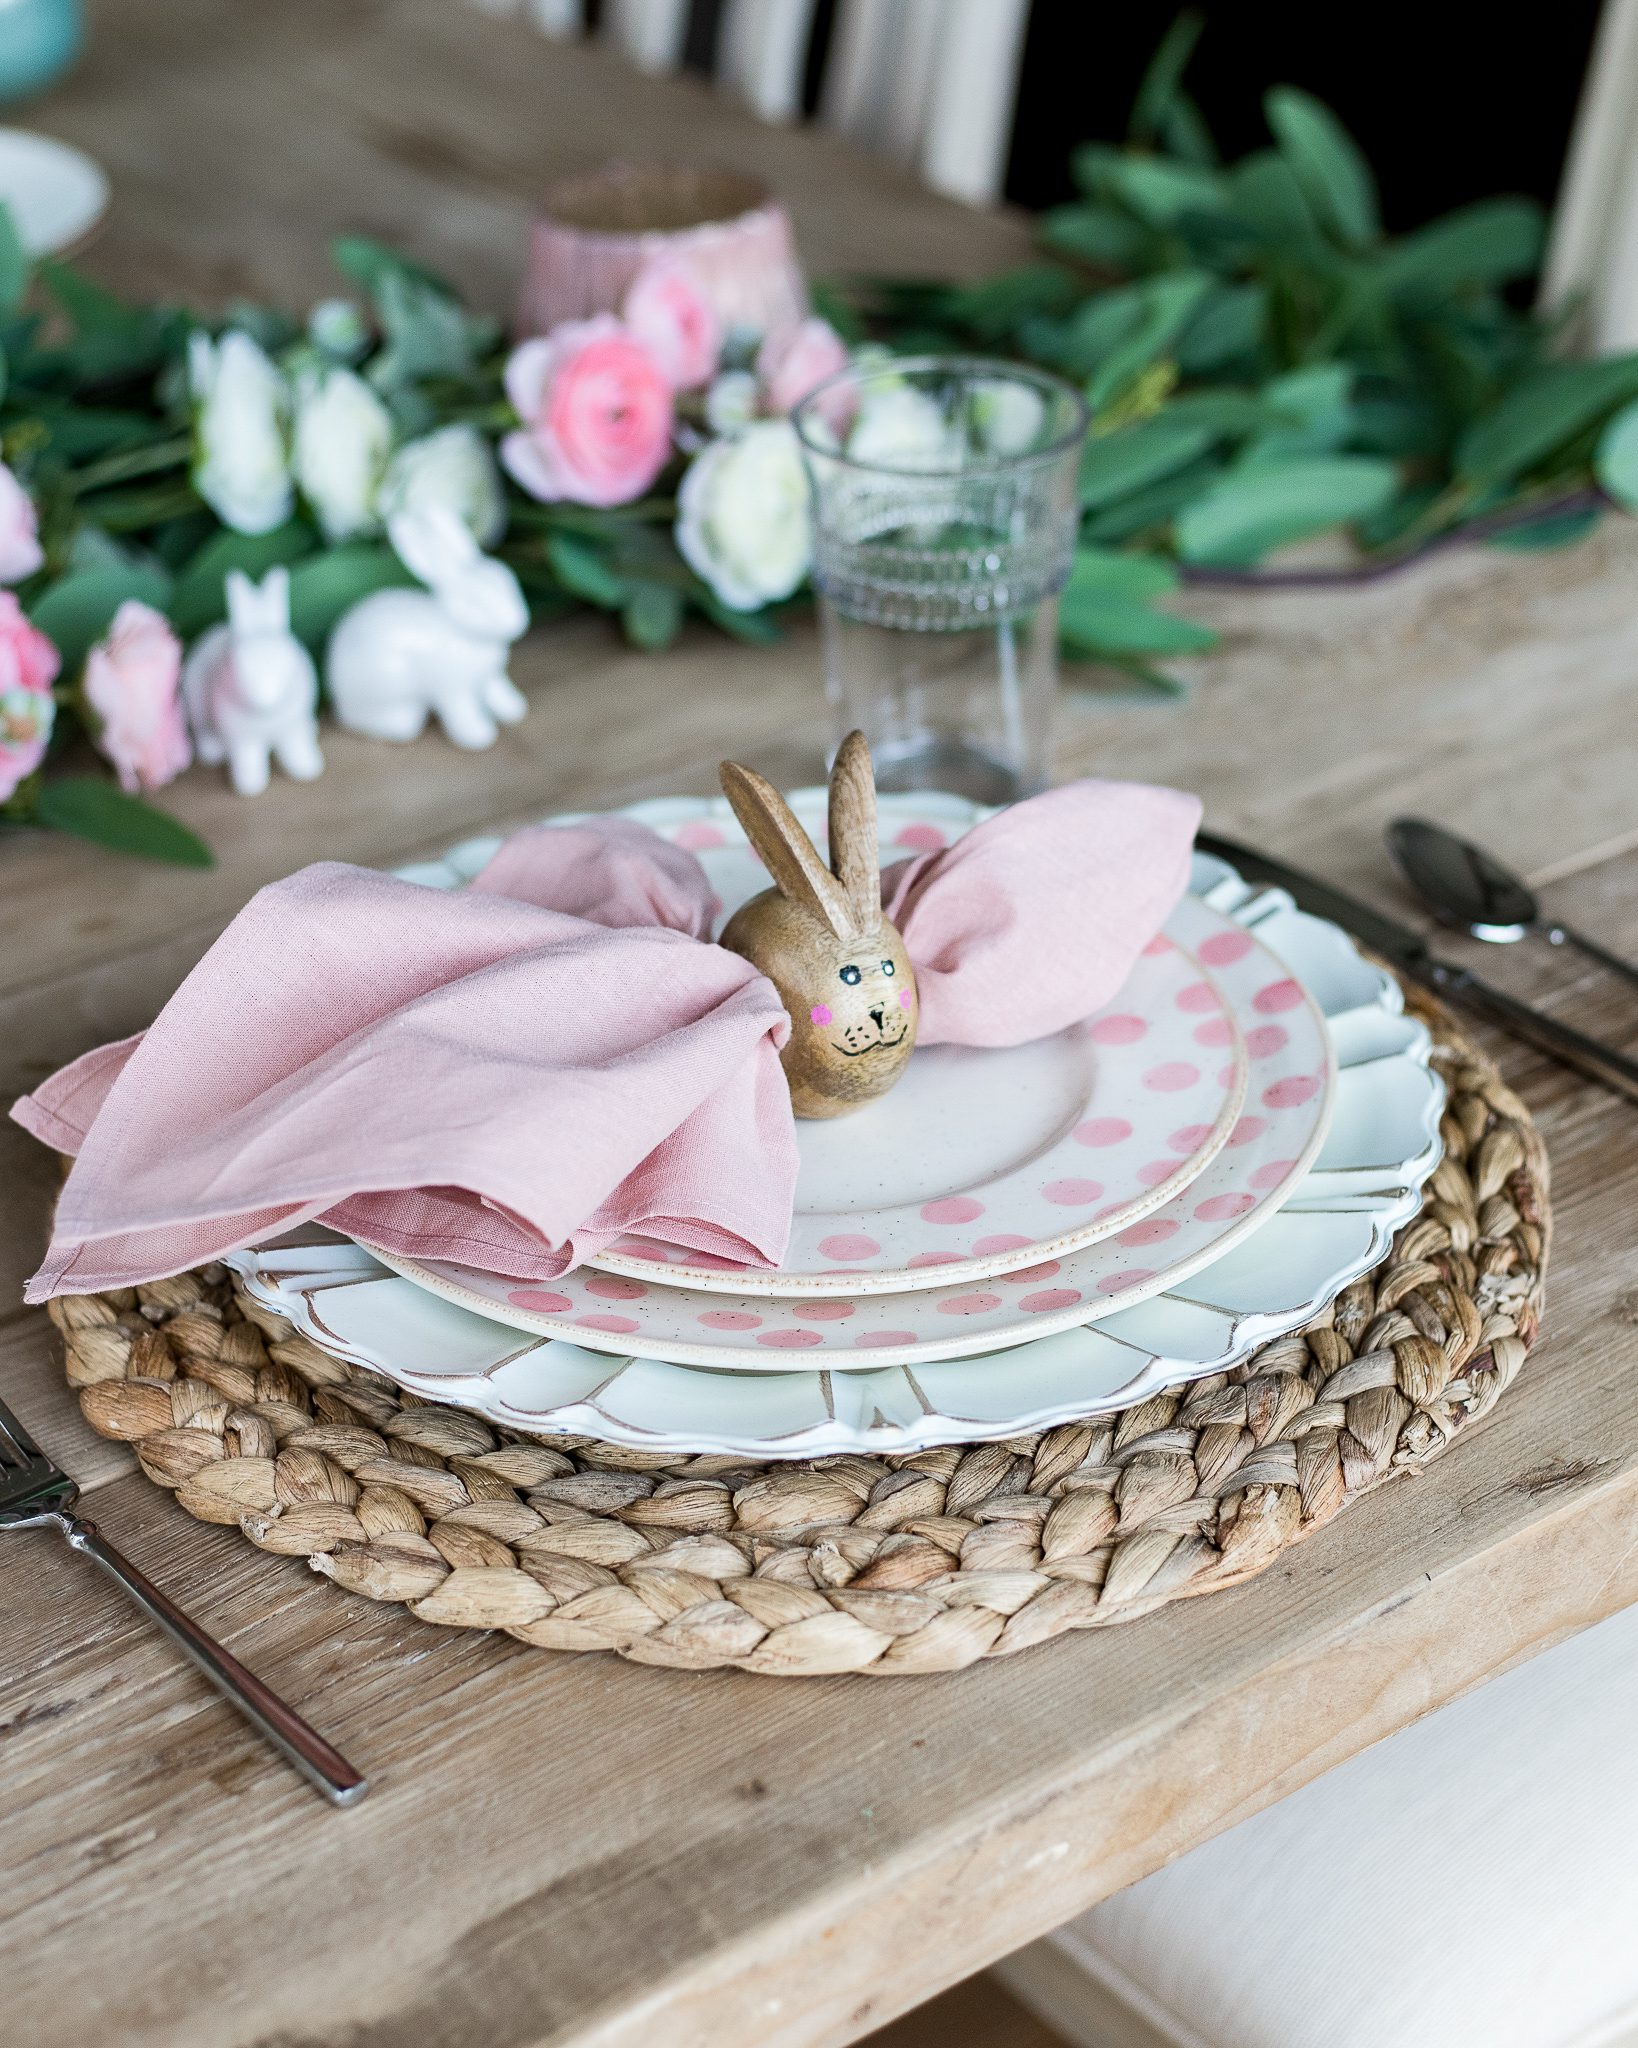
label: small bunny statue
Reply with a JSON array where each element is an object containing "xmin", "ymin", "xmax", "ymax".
[
  {"xmin": 326, "ymin": 507, "xmax": 530, "ymax": 749},
  {"xmin": 718, "ymin": 731, "xmax": 918, "ymax": 1119},
  {"xmin": 181, "ymin": 566, "xmax": 324, "ymax": 797}
]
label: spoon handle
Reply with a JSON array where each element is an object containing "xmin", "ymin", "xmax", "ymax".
[{"xmin": 1544, "ymin": 921, "xmax": 1638, "ymax": 995}]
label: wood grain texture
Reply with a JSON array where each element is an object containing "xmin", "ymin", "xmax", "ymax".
[{"xmin": 2, "ymin": 4, "xmax": 1638, "ymax": 2046}]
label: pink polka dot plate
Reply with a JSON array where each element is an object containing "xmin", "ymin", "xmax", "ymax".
[
  {"xmin": 410, "ymin": 791, "xmax": 1251, "ymax": 1299},
  {"xmin": 227, "ymin": 843, "xmax": 1443, "ymax": 1456},
  {"xmin": 350, "ymin": 888, "xmax": 1324, "ymax": 1366}
]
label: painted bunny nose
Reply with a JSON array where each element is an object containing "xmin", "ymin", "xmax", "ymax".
[{"xmin": 869, "ymin": 1005, "xmax": 885, "ymax": 1029}]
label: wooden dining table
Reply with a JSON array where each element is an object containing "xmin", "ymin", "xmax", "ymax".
[{"xmin": 5, "ymin": 5, "xmax": 1638, "ymax": 2045}]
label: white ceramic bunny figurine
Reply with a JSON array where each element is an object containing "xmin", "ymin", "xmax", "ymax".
[
  {"xmin": 325, "ymin": 507, "xmax": 530, "ymax": 749},
  {"xmin": 181, "ymin": 566, "xmax": 324, "ymax": 796}
]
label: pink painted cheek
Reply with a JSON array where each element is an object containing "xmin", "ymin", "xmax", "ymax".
[
  {"xmin": 898, "ymin": 988, "xmax": 913, "ymax": 1008},
  {"xmin": 810, "ymin": 1003, "xmax": 833, "ymax": 1026}
]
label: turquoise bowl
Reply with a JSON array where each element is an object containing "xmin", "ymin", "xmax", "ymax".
[{"xmin": 0, "ymin": 0, "xmax": 82, "ymax": 103}]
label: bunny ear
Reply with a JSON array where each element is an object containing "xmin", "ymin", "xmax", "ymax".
[
  {"xmin": 388, "ymin": 507, "xmax": 470, "ymax": 586},
  {"xmin": 223, "ymin": 568, "xmax": 256, "ymax": 629},
  {"xmin": 258, "ymin": 565, "xmax": 291, "ymax": 624},
  {"xmin": 827, "ymin": 730, "xmax": 881, "ymax": 937},
  {"xmin": 720, "ymin": 760, "xmax": 855, "ymax": 940}
]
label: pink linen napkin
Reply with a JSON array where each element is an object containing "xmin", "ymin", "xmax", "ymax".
[{"xmin": 14, "ymin": 778, "xmax": 1200, "ymax": 1303}]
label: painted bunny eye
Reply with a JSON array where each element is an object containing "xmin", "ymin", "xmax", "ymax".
[
  {"xmin": 881, "ymin": 959, "xmax": 895, "ymax": 976},
  {"xmin": 839, "ymin": 964, "xmax": 862, "ymax": 986}
]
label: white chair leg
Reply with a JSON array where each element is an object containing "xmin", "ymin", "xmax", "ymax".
[{"xmin": 605, "ymin": 0, "xmax": 689, "ymax": 75}]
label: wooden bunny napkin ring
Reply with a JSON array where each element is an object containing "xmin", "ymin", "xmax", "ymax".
[{"xmin": 718, "ymin": 731, "xmax": 918, "ymax": 1119}]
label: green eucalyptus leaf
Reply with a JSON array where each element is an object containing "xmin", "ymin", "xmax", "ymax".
[
  {"xmin": 0, "ymin": 202, "xmax": 28, "ymax": 313},
  {"xmin": 695, "ymin": 596, "xmax": 785, "ymax": 641},
  {"xmin": 1175, "ymin": 455, "xmax": 1399, "ymax": 565},
  {"xmin": 1064, "ymin": 544, "xmax": 1181, "ymax": 602},
  {"xmin": 1129, "ymin": 9, "xmax": 1205, "ymax": 142},
  {"xmin": 1174, "ymin": 282, "xmax": 1266, "ymax": 373},
  {"xmin": 1594, "ymin": 396, "xmax": 1638, "ymax": 510},
  {"xmin": 1038, "ymin": 205, "xmax": 1153, "ymax": 273},
  {"xmin": 169, "ymin": 521, "xmax": 320, "ymax": 637},
  {"xmin": 942, "ymin": 263, "xmax": 1083, "ymax": 339},
  {"xmin": 1486, "ymin": 504, "xmax": 1602, "ymax": 551},
  {"xmin": 1078, "ymin": 416, "xmax": 1218, "ymax": 509},
  {"xmin": 1081, "ymin": 453, "xmax": 1226, "ymax": 542},
  {"xmin": 1457, "ymin": 355, "xmax": 1638, "ymax": 484},
  {"xmin": 1227, "ymin": 150, "xmax": 1325, "ymax": 255},
  {"xmin": 1381, "ymin": 198, "xmax": 1545, "ymax": 292},
  {"xmin": 1082, "ymin": 272, "xmax": 1215, "ymax": 407},
  {"xmin": 287, "ymin": 545, "xmax": 418, "ymax": 648},
  {"xmin": 35, "ymin": 778, "xmax": 213, "ymax": 867},
  {"xmin": 622, "ymin": 582, "xmax": 684, "ymax": 649},
  {"xmin": 29, "ymin": 565, "xmax": 174, "ymax": 670},
  {"xmin": 1104, "ymin": 156, "xmax": 1229, "ymax": 230},
  {"xmin": 546, "ymin": 532, "xmax": 626, "ymax": 608},
  {"xmin": 1060, "ymin": 595, "xmax": 1218, "ymax": 656},
  {"xmin": 1265, "ymin": 86, "xmax": 1379, "ymax": 248}
]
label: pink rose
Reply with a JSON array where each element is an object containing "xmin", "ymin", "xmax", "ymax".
[
  {"xmin": 0, "ymin": 461, "xmax": 43, "ymax": 584},
  {"xmin": 623, "ymin": 259, "xmax": 721, "ymax": 392},
  {"xmin": 756, "ymin": 317, "xmax": 850, "ymax": 418},
  {"xmin": 0, "ymin": 592, "xmax": 59, "ymax": 802},
  {"xmin": 501, "ymin": 317, "xmax": 675, "ymax": 507},
  {"xmin": 84, "ymin": 600, "xmax": 191, "ymax": 794}
]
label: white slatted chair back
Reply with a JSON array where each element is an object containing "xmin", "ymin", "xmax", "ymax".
[
  {"xmin": 1543, "ymin": 0, "xmax": 1638, "ymax": 349},
  {"xmin": 459, "ymin": 0, "xmax": 1031, "ymax": 208}
]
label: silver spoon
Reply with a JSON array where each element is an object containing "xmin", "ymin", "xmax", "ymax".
[{"xmin": 1387, "ymin": 817, "xmax": 1638, "ymax": 992}]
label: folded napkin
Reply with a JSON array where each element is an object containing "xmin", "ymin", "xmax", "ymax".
[{"xmin": 15, "ymin": 779, "xmax": 1200, "ymax": 1302}]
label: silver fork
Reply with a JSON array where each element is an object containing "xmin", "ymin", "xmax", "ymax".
[{"xmin": 0, "ymin": 1390, "xmax": 367, "ymax": 1806}]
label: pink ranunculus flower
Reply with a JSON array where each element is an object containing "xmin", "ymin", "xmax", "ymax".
[
  {"xmin": 0, "ymin": 461, "xmax": 43, "ymax": 584},
  {"xmin": 0, "ymin": 591, "xmax": 59, "ymax": 802},
  {"xmin": 500, "ymin": 317, "xmax": 675, "ymax": 508},
  {"xmin": 623, "ymin": 258, "xmax": 721, "ymax": 392},
  {"xmin": 84, "ymin": 600, "xmax": 191, "ymax": 795},
  {"xmin": 756, "ymin": 317, "xmax": 850, "ymax": 419}
]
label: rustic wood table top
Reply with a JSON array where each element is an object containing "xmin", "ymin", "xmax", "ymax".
[{"xmin": 5, "ymin": 6, "xmax": 1638, "ymax": 2046}]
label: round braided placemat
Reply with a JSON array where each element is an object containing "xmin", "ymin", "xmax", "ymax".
[{"xmin": 48, "ymin": 994, "xmax": 1549, "ymax": 1676}]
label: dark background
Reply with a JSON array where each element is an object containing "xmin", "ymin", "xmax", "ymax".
[{"xmin": 1002, "ymin": 2, "xmax": 1605, "ymax": 226}]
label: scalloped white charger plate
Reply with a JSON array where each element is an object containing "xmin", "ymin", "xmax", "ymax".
[{"xmin": 225, "ymin": 848, "xmax": 1443, "ymax": 1457}]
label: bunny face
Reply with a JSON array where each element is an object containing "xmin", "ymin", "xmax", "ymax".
[
  {"xmin": 716, "ymin": 730, "xmax": 920, "ymax": 1119},
  {"xmin": 441, "ymin": 554, "xmax": 529, "ymax": 643},
  {"xmin": 388, "ymin": 505, "xmax": 528, "ymax": 645},
  {"xmin": 726, "ymin": 891, "xmax": 917, "ymax": 1117}
]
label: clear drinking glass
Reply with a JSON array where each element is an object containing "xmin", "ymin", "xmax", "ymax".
[{"xmin": 792, "ymin": 356, "xmax": 1087, "ymax": 805}]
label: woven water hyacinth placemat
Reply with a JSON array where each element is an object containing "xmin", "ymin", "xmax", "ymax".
[{"xmin": 48, "ymin": 993, "xmax": 1549, "ymax": 1676}]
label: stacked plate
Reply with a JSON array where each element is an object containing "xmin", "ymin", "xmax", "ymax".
[{"xmin": 230, "ymin": 794, "xmax": 1446, "ymax": 1460}]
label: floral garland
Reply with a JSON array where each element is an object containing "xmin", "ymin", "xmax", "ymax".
[{"xmin": 0, "ymin": 229, "xmax": 858, "ymax": 864}]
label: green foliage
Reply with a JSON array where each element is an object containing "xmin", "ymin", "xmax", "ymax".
[
  {"xmin": 843, "ymin": 11, "xmax": 1626, "ymax": 682},
  {"xmin": 34, "ymin": 779, "xmax": 213, "ymax": 866}
]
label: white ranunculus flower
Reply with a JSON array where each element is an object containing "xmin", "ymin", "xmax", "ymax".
[
  {"xmin": 376, "ymin": 424, "xmax": 506, "ymax": 547},
  {"xmin": 676, "ymin": 419, "xmax": 811, "ymax": 612},
  {"xmin": 308, "ymin": 297, "xmax": 369, "ymax": 361},
  {"xmin": 847, "ymin": 383, "xmax": 953, "ymax": 471},
  {"xmin": 704, "ymin": 368, "xmax": 759, "ymax": 436},
  {"xmin": 972, "ymin": 378, "xmax": 1047, "ymax": 456},
  {"xmin": 292, "ymin": 367, "xmax": 393, "ymax": 542},
  {"xmin": 188, "ymin": 329, "xmax": 293, "ymax": 536}
]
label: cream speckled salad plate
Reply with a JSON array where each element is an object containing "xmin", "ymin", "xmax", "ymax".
[{"xmin": 224, "ymin": 835, "xmax": 1443, "ymax": 1458}]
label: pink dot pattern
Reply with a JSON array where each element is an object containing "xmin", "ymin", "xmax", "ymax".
[{"xmin": 413, "ymin": 859, "xmax": 1337, "ymax": 1362}]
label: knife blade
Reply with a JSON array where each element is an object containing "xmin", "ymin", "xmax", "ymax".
[{"xmin": 1197, "ymin": 830, "xmax": 1638, "ymax": 1104}]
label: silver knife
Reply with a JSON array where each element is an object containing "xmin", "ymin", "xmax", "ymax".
[{"xmin": 1197, "ymin": 830, "xmax": 1638, "ymax": 1105}]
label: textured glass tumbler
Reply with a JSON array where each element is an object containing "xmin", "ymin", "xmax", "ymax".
[{"xmin": 793, "ymin": 357, "xmax": 1087, "ymax": 805}]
